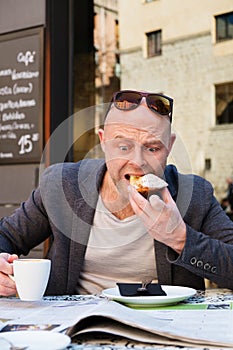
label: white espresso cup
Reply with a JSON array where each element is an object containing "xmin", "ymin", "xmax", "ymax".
[{"xmin": 13, "ymin": 259, "xmax": 51, "ymax": 301}]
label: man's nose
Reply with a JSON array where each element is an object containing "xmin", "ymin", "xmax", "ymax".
[{"xmin": 128, "ymin": 147, "xmax": 146, "ymax": 168}]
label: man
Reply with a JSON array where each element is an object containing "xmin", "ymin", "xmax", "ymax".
[{"xmin": 1, "ymin": 89, "xmax": 233, "ymax": 296}]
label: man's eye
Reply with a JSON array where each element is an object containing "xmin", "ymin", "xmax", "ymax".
[
  {"xmin": 146, "ymin": 147, "xmax": 160, "ymax": 153},
  {"xmin": 119, "ymin": 145, "xmax": 129, "ymax": 151}
]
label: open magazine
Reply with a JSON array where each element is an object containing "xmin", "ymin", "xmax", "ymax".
[{"xmin": 1, "ymin": 295, "xmax": 233, "ymax": 348}]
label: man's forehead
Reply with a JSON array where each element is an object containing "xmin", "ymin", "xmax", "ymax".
[
  {"xmin": 104, "ymin": 122, "xmax": 160, "ymax": 134},
  {"xmin": 104, "ymin": 104, "xmax": 171, "ymax": 129},
  {"xmin": 103, "ymin": 123, "xmax": 170, "ymax": 146}
]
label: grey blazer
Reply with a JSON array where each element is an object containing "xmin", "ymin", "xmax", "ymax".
[{"xmin": 1, "ymin": 159, "xmax": 233, "ymax": 295}]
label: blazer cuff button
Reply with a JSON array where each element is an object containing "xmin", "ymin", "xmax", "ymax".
[
  {"xmin": 204, "ymin": 263, "xmax": 211, "ymax": 270},
  {"xmin": 190, "ymin": 257, "xmax": 197, "ymax": 265},
  {"xmin": 211, "ymin": 266, "xmax": 217, "ymax": 273}
]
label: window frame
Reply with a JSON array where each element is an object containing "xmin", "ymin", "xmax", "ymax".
[
  {"xmin": 215, "ymin": 82, "xmax": 233, "ymax": 125},
  {"xmin": 146, "ymin": 29, "xmax": 162, "ymax": 58},
  {"xmin": 215, "ymin": 12, "xmax": 233, "ymax": 42}
]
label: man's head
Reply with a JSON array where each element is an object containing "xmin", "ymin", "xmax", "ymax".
[{"xmin": 98, "ymin": 90, "xmax": 176, "ymax": 198}]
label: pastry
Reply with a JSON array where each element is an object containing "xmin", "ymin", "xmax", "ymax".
[{"xmin": 129, "ymin": 174, "xmax": 168, "ymax": 198}]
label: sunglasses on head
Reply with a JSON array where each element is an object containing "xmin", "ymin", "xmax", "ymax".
[{"xmin": 110, "ymin": 90, "xmax": 173, "ymax": 122}]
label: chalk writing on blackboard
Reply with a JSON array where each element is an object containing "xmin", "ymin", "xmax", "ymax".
[{"xmin": 0, "ymin": 28, "xmax": 43, "ymax": 164}]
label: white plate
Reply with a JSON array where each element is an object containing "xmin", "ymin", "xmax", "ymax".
[
  {"xmin": 0, "ymin": 331, "xmax": 71, "ymax": 350},
  {"xmin": 102, "ymin": 285, "xmax": 196, "ymax": 307}
]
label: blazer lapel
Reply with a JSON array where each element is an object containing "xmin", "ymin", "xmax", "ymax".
[
  {"xmin": 66, "ymin": 159, "xmax": 106, "ymax": 293},
  {"xmin": 67, "ymin": 198, "xmax": 96, "ymax": 293}
]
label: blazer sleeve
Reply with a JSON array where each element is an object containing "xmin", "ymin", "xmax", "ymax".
[
  {"xmin": 167, "ymin": 175, "xmax": 233, "ymax": 288},
  {"xmin": 0, "ymin": 179, "xmax": 52, "ymax": 256}
]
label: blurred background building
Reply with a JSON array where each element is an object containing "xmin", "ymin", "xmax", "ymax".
[
  {"xmin": 118, "ymin": 0, "xmax": 233, "ymax": 200},
  {"xmin": 72, "ymin": 0, "xmax": 120, "ymax": 161}
]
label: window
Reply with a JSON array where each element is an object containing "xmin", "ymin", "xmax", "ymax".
[
  {"xmin": 205, "ymin": 159, "xmax": 211, "ymax": 171},
  {"xmin": 146, "ymin": 30, "xmax": 161, "ymax": 57},
  {"xmin": 216, "ymin": 82, "xmax": 233, "ymax": 124},
  {"xmin": 215, "ymin": 12, "xmax": 233, "ymax": 42}
]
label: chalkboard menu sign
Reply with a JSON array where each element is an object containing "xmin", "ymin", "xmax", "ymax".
[{"xmin": 0, "ymin": 27, "xmax": 43, "ymax": 164}]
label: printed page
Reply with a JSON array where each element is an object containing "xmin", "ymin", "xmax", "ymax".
[
  {"xmin": 0, "ymin": 296, "xmax": 102, "ymax": 332},
  {"xmin": 1, "ymin": 296, "xmax": 233, "ymax": 347},
  {"xmin": 76, "ymin": 320, "xmax": 232, "ymax": 349},
  {"xmin": 66, "ymin": 300, "xmax": 233, "ymax": 347}
]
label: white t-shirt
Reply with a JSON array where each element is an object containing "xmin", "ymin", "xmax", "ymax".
[{"xmin": 76, "ymin": 196, "xmax": 157, "ymax": 294}]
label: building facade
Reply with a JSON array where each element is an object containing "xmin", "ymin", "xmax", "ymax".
[
  {"xmin": 72, "ymin": 0, "xmax": 120, "ymax": 162},
  {"xmin": 118, "ymin": 0, "xmax": 233, "ymax": 200},
  {"xmin": 94, "ymin": 0, "xmax": 120, "ymax": 104}
]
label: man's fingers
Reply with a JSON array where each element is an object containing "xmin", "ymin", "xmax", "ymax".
[
  {"xmin": 0, "ymin": 272, "xmax": 17, "ymax": 296},
  {"xmin": 128, "ymin": 185, "xmax": 155, "ymax": 221},
  {"xmin": 0, "ymin": 253, "xmax": 18, "ymax": 275},
  {"xmin": 0, "ymin": 253, "xmax": 18, "ymax": 260},
  {"xmin": 128, "ymin": 186, "xmax": 147, "ymax": 208},
  {"xmin": 149, "ymin": 193, "xmax": 164, "ymax": 207},
  {"xmin": 0, "ymin": 253, "xmax": 18, "ymax": 297},
  {"xmin": 0, "ymin": 285, "xmax": 17, "ymax": 296},
  {"xmin": 0, "ymin": 272, "xmax": 16, "ymax": 287},
  {"xmin": 160, "ymin": 187, "xmax": 175, "ymax": 204},
  {"xmin": 0, "ymin": 253, "xmax": 11, "ymax": 261},
  {"xmin": 7, "ymin": 254, "xmax": 18, "ymax": 263}
]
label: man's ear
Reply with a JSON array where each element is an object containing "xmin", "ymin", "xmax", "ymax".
[
  {"xmin": 98, "ymin": 128, "xmax": 105, "ymax": 153},
  {"xmin": 168, "ymin": 132, "xmax": 176, "ymax": 155}
]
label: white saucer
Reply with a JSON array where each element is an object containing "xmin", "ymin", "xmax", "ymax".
[
  {"xmin": 0, "ymin": 330, "xmax": 71, "ymax": 350},
  {"xmin": 102, "ymin": 285, "xmax": 196, "ymax": 307}
]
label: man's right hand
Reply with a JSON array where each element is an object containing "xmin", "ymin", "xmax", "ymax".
[{"xmin": 0, "ymin": 253, "xmax": 18, "ymax": 296}]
